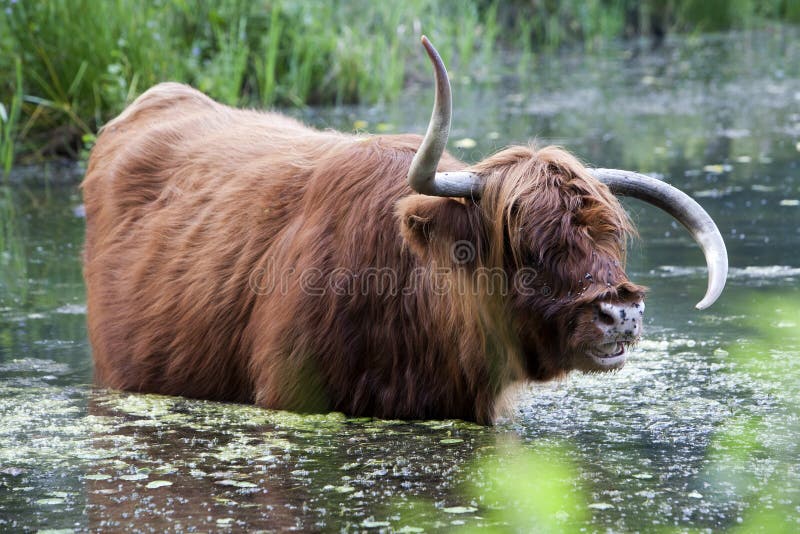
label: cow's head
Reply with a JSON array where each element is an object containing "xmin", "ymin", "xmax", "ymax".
[{"xmin": 398, "ymin": 37, "xmax": 727, "ymax": 380}]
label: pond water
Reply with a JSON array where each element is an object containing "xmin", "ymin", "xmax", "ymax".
[{"xmin": 2, "ymin": 31, "xmax": 799, "ymax": 531}]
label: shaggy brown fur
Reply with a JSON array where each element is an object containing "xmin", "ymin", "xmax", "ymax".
[{"xmin": 83, "ymin": 83, "xmax": 645, "ymax": 424}]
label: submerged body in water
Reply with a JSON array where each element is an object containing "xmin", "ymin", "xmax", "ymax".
[{"xmin": 81, "ymin": 41, "xmax": 724, "ymax": 423}]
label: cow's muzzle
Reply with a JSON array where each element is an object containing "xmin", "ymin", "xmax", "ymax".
[{"xmin": 589, "ymin": 299, "xmax": 645, "ymax": 369}]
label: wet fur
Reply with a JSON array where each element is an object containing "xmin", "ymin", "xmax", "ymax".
[{"xmin": 83, "ymin": 83, "xmax": 644, "ymax": 424}]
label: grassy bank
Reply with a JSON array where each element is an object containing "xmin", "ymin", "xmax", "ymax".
[{"xmin": 0, "ymin": 0, "xmax": 798, "ymax": 160}]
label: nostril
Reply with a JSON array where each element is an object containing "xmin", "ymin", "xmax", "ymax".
[{"xmin": 596, "ymin": 306, "xmax": 615, "ymax": 326}]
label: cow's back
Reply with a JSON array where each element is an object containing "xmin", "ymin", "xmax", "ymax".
[{"xmin": 82, "ymin": 83, "xmax": 348, "ymax": 401}]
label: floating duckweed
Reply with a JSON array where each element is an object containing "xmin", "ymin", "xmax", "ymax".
[
  {"xmin": 145, "ymin": 480, "xmax": 173, "ymax": 489},
  {"xmin": 154, "ymin": 464, "xmax": 179, "ymax": 475},
  {"xmin": 588, "ymin": 503, "xmax": 615, "ymax": 510},
  {"xmin": 211, "ymin": 436, "xmax": 294, "ymax": 462},
  {"xmin": 442, "ymin": 506, "xmax": 478, "ymax": 514},
  {"xmin": 103, "ymin": 392, "xmax": 177, "ymax": 418},
  {"xmin": 334, "ymin": 485, "xmax": 356, "ymax": 493},
  {"xmin": 702, "ymin": 164, "xmax": 731, "ymax": 174},
  {"xmin": 420, "ymin": 421, "xmax": 455, "ymax": 430},
  {"xmin": 439, "ymin": 438, "xmax": 464, "ymax": 444},
  {"xmin": 35, "ymin": 498, "xmax": 66, "ymax": 505},
  {"xmin": 84, "ymin": 473, "xmax": 111, "ymax": 481},
  {"xmin": 362, "ymin": 518, "xmax": 390, "ymax": 527},
  {"xmin": 119, "ymin": 473, "xmax": 149, "ymax": 481},
  {"xmin": 348, "ymin": 417, "xmax": 373, "ymax": 423},
  {"xmin": 102, "ymin": 460, "xmax": 131, "ymax": 470}
]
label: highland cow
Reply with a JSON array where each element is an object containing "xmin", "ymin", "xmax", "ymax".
[{"xmin": 82, "ymin": 37, "xmax": 727, "ymax": 423}]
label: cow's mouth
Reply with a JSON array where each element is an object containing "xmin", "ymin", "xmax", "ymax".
[{"xmin": 588, "ymin": 341, "xmax": 627, "ymax": 368}]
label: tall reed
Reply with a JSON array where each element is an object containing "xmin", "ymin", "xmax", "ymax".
[
  {"xmin": 0, "ymin": 58, "xmax": 22, "ymax": 177},
  {"xmin": 0, "ymin": 56, "xmax": 26, "ymax": 304}
]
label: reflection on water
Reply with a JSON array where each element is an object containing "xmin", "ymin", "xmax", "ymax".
[{"xmin": 1, "ymin": 31, "xmax": 799, "ymax": 531}]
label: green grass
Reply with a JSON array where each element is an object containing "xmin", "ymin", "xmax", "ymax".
[
  {"xmin": 0, "ymin": 0, "xmax": 798, "ymax": 161},
  {"xmin": 711, "ymin": 295, "xmax": 800, "ymax": 533},
  {"xmin": 2, "ymin": 0, "xmax": 189, "ymax": 158},
  {"xmin": 0, "ymin": 0, "xmax": 505, "ymax": 156}
]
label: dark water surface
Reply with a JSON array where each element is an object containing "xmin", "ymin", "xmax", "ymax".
[{"xmin": 2, "ymin": 31, "xmax": 799, "ymax": 531}]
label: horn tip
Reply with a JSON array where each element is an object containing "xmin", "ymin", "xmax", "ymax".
[
  {"xmin": 694, "ymin": 294, "xmax": 719, "ymax": 310},
  {"xmin": 420, "ymin": 35, "xmax": 436, "ymax": 58}
]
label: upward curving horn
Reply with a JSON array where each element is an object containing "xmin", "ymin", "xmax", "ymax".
[
  {"xmin": 589, "ymin": 168, "xmax": 728, "ymax": 310},
  {"xmin": 407, "ymin": 36, "xmax": 483, "ymax": 198}
]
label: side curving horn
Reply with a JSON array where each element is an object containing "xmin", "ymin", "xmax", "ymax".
[
  {"xmin": 408, "ymin": 37, "xmax": 728, "ymax": 309},
  {"xmin": 407, "ymin": 36, "xmax": 483, "ymax": 198},
  {"xmin": 589, "ymin": 168, "xmax": 728, "ymax": 310}
]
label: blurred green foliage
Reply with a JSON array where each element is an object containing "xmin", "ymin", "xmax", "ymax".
[
  {"xmin": 713, "ymin": 295, "xmax": 800, "ymax": 532},
  {"xmin": 465, "ymin": 442, "xmax": 587, "ymax": 532}
]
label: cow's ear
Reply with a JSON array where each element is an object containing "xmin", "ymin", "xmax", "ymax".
[{"xmin": 397, "ymin": 196, "xmax": 481, "ymax": 265}]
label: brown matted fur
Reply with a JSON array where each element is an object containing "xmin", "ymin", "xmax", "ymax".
[{"xmin": 83, "ymin": 83, "xmax": 645, "ymax": 424}]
